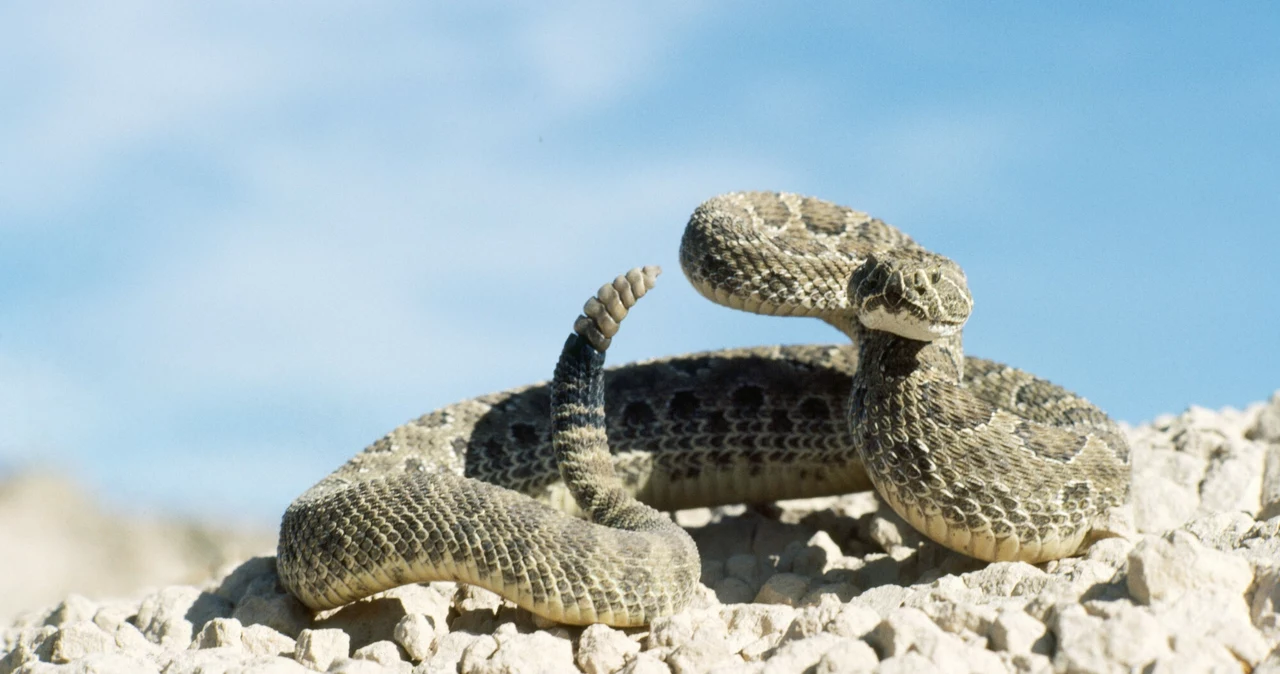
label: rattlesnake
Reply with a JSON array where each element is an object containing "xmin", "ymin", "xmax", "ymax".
[{"xmin": 277, "ymin": 192, "xmax": 1131, "ymax": 626}]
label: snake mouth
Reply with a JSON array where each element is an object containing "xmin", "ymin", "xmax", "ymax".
[{"xmin": 857, "ymin": 305, "xmax": 965, "ymax": 341}]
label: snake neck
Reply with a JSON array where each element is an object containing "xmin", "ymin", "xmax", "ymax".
[
  {"xmin": 848, "ymin": 329, "xmax": 967, "ymax": 441},
  {"xmin": 852, "ymin": 330, "xmax": 964, "ymax": 388}
]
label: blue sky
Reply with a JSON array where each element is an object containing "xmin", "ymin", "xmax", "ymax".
[{"xmin": 2, "ymin": 2, "xmax": 1277, "ymax": 524}]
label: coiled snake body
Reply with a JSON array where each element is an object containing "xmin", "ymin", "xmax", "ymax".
[{"xmin": 277, "ymin": 192, "xmax": 1131, "ymax": 626}]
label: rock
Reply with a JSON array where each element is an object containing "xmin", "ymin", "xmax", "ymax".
[
  {"xmin": 823, "ymin": 602, "xmax": 881, "ymax": 641},
  {"xmin": 665, "ymin": 641, "xmax": 735, "ymax": 674},
  {"xmin": 1148, "ymin": 633, "xmax": 1245, "ymax": 673},
  {"xmin": 853, "ymin": 553, "xmax": 901, "ymax": 588},
  {"xmin": 241, "ymin": 624, "xmax": 295, "ymax": 658},
  {"xmin": 293, "ymin": 628, "xmax": 349, "ymax": 671},
  {"xmin": 576, "ymin": 624, "xmax": 640, "ymax": 674},
  {"xmin": 6, "ymin": 392, "xmax": 1280, "ymax": 674},
  {"xmin": 1261, "ymin": 445, "xmax": 1280, "ymax": 520},
  {"xmin": 911, "ymin": 592, "xmax": 996, "ymax": 638},
  {"xmin": 1129, "ymin": 440, "xmax": 1204, "ymax": 533},
  {"xmin": 721, "ymin": 603, "xmax": 795, "ymax": 656},
  {"xmin": 848, "ymin": 585, "xmax": 912, "ymax": 617},
  {"xmin": 112, "ymin": 622, "xmax": 159, "ymax": 656},
  {"xmin": 1147, "ymin": 588, "xmax": 1269, "ymax": 668},
  {"xmin": 1180, "ymin": 511, "xmax": 1256, "ymax": 550},
  {"xmin": 646, "ymin": 609, "xmax": 727, "ymax": 650},
  {"xmin": 1050, "ymin": 603, "xmax": 1170, "ymax": 673},
  {"xmin": 1248, "ymin": 392, "xmax": 1280, "ymax": 443},
  {"xmin": 1259, "ymin": 650, "xmax": 1280, "ymax": 674},
  {"xmin": 866, "ymin": 510, "xmax": 925, "ymax": 552},
  {"xmin": 961, "ymin": 562, "xmax": 1048, "ymax": 598},
  {"xmin": 330, "ymin": 657, "xmax": 401, "ymax": 674},
  {"xmin": 48, "ymin": 621, "xmax": 117, "ymax": 663},
  {"xmin": 1081, "ymin": 536, "xmax": 1135, "ymax": 568},
  {"xmin": 813, "ymin": 639, "xmax": 879, "ymax": 673},
  {"xmin": 868, "ymin": 607, "xmax": 974, "ymax": 674},
  {"xmin": 231, "ymin": 588, "xmax": 311, "ymax": 642},
  {"xmin": 753, "ymin": 574, "xmax": 809, "ymax": 607},
  {"xmin": 2, "ymin": 624, "xmax": 58, "ymax": 672},
  {"xmin": 1127, "ymin": 531, "xmax": 1254, "ymax": 604},
  {"xmin": 456, "ymin": 634, "xmax": 499, "ymax": 673},
  {"xmin": 712, "ymin": 578, "xmax": 755, "ymax": 605},
  {"xmin": 63, "ymin": 652, "xmax": 162, "ymax": 674},
  {"xmin": 44, "ymin": 595, "xmax": 99, "ymax": 627},
  {"xmin": 1251, "ymin": 564, "xmax": 1280, "ymax": 641},
  {"xmin": 778, "ymin": 598, "xmax": 841, "ymax": 642},
  {"xmin": 161, "ymin": 646, "xmax": 252, "ymax": 673},
  {"xmin": 1200, "ymin": 436, "xmax": 1266, "ymax": 514},
  {"xmin": 725, "ymin": 554, "xmax": 765, "ymax": 589},
  {"xmin": 791, "ymin": 531, "xmax": 844, "ymax": 577},
  {"xmin": 467, "ymin": 630, "xmax": 575, "ymax": 674},
  {"xmin": 192, "ymin": 617, "xmax": 244, "ymax": 649},
  {"xmin": 424, "ymin": 631, "xmax": 492, "ymax": 674},
  {"xmin": 393, "ymin": 612, "xmax": 439, "ymax": 662},
  {"xmin": 988, "ymin": 608, "xmax": 1050, "ymax": 655},
  {"xmin": 133, "ymin": 586, "xmax": 233, "ymax": 649},
  {"xmin": 91, "ymin": 601, "xmax": 138, "ymax": 634},
  {"xmin": 617, "ymin": 651, "xmax": 673, "ymax": 674},
  {"xmin": 1002, "ymin": 652, "xmax": 1053, "ymax": 674},
  {"xmin": 352, "ymin": 639, "xmax": 408, "ymax": 666},
  {"xmin": 449, "ymin": 586, "xmax": 506, "ymax": 635},
  {"xmin": 214, "ymin": 557, "xmax": 279, "ymax": 605},
  {"xmin": 313, "ymin": 584, "xmax": 449, "ymax": 653},
  {"xmin": 875, "ymin": 652, "xmax": 941, "ymax": 674}
]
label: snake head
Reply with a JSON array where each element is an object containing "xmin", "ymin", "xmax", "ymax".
[{"xmin": 849, "ymin": 251, "xmax": 972, "ymax": 341}]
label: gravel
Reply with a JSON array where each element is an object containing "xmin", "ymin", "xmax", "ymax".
[{"xmin": 4, "ymin": 390, "xmax": 1280, "ymax": 673}]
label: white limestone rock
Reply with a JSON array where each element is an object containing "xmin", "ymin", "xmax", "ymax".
[
  {"xmin": 467, "ymin": 630, "xmax": 575, "ymax": 674},
  {"xmin": 1050, "ymin": 603, "xmax": 1170, "ymax": 674},
  {"xmin": 575, "ymin": 623, "xmax": 640, "ymax": 674},
  {"xmin": 134, "ymin": 586, "xmax": 233, "ymax": 650},
  {"xmin": 352, "ymin": 639, "xmax": 408, "ymax": 667},
  {"xmin": 293, "ymin": 627, "xmax": 349, "ymax": 672},
  {"xmin": 988, "ymin": 608, "xmax": 1050, "ymax": 656},
  {"xmin": 392, "ymin": 613, "xmax": 440, "ymax": 663},
  {"xmin": 47, "ymin": 621, "xmax": 117, "ymax": 663},
  {"xmin": 192, "ymin": 617, "xmax": 244, "ymax": 650},
  {"xmin": 1126, "ymin": 530, "xmax": 1253, "ymax": 604}
]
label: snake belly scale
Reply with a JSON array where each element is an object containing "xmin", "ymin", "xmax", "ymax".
[{"xmin": 277, "ymin": 192, "xmax": 1131, "ymax": 626}]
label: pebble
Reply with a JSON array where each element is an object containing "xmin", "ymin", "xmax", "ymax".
[
  {"xmin": 47, "ymin": 621, "xmax": 115, "ymax": 663},
  {"xmin": 576, "ymin": 623, "xmax": 639, "ymax": 674},
  {"xmin": 352, "ymin": 638, "xmax": 408, "ymax": 666},
  {"xmin": 753, "ymin": 573, "xmax": 809, "ymax": 607},
  {"xmin": 1050, "ymin": 603, "xmax": 1170, "ymax": 673},
  {"xmin": 133, "ymin": 586, "xmax": 233, "ymax": 649},
  {"xmin": 1126, "ymin": 530, "xmax": 1254, "ymax": 603},
  {"xmin": 988, "ymin": 608, "xmax": 1050, "ymax": 655},
  {"xmin": 293, "ymin": 627, "xmax": 349, "ymax": 671},
  {"xmin": 469, "ymin": 630, "xmax": 575, "ymax": 674}
]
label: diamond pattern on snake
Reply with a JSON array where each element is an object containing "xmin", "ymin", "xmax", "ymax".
[{"xmin": 277, "ymin": 192, "xmax": 1131, "ymax": 626}]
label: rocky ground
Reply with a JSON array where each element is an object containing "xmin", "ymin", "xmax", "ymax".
[
  {"xmin": 4, "ymin": 391, "xmax": 1280, "ymax": 674},
  {"xmin": 0, "ymin": 471, "xmax": 276, "ymax": 626}
]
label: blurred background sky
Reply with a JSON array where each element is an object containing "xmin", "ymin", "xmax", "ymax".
[{"xmin": 2, "ymin": 2, "xmax": 1277, "ymax": 526}]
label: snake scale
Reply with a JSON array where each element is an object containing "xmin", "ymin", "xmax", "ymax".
[{"xmin": 277, "ymin": 192, "xmax": 1131, "ymax": 626}]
